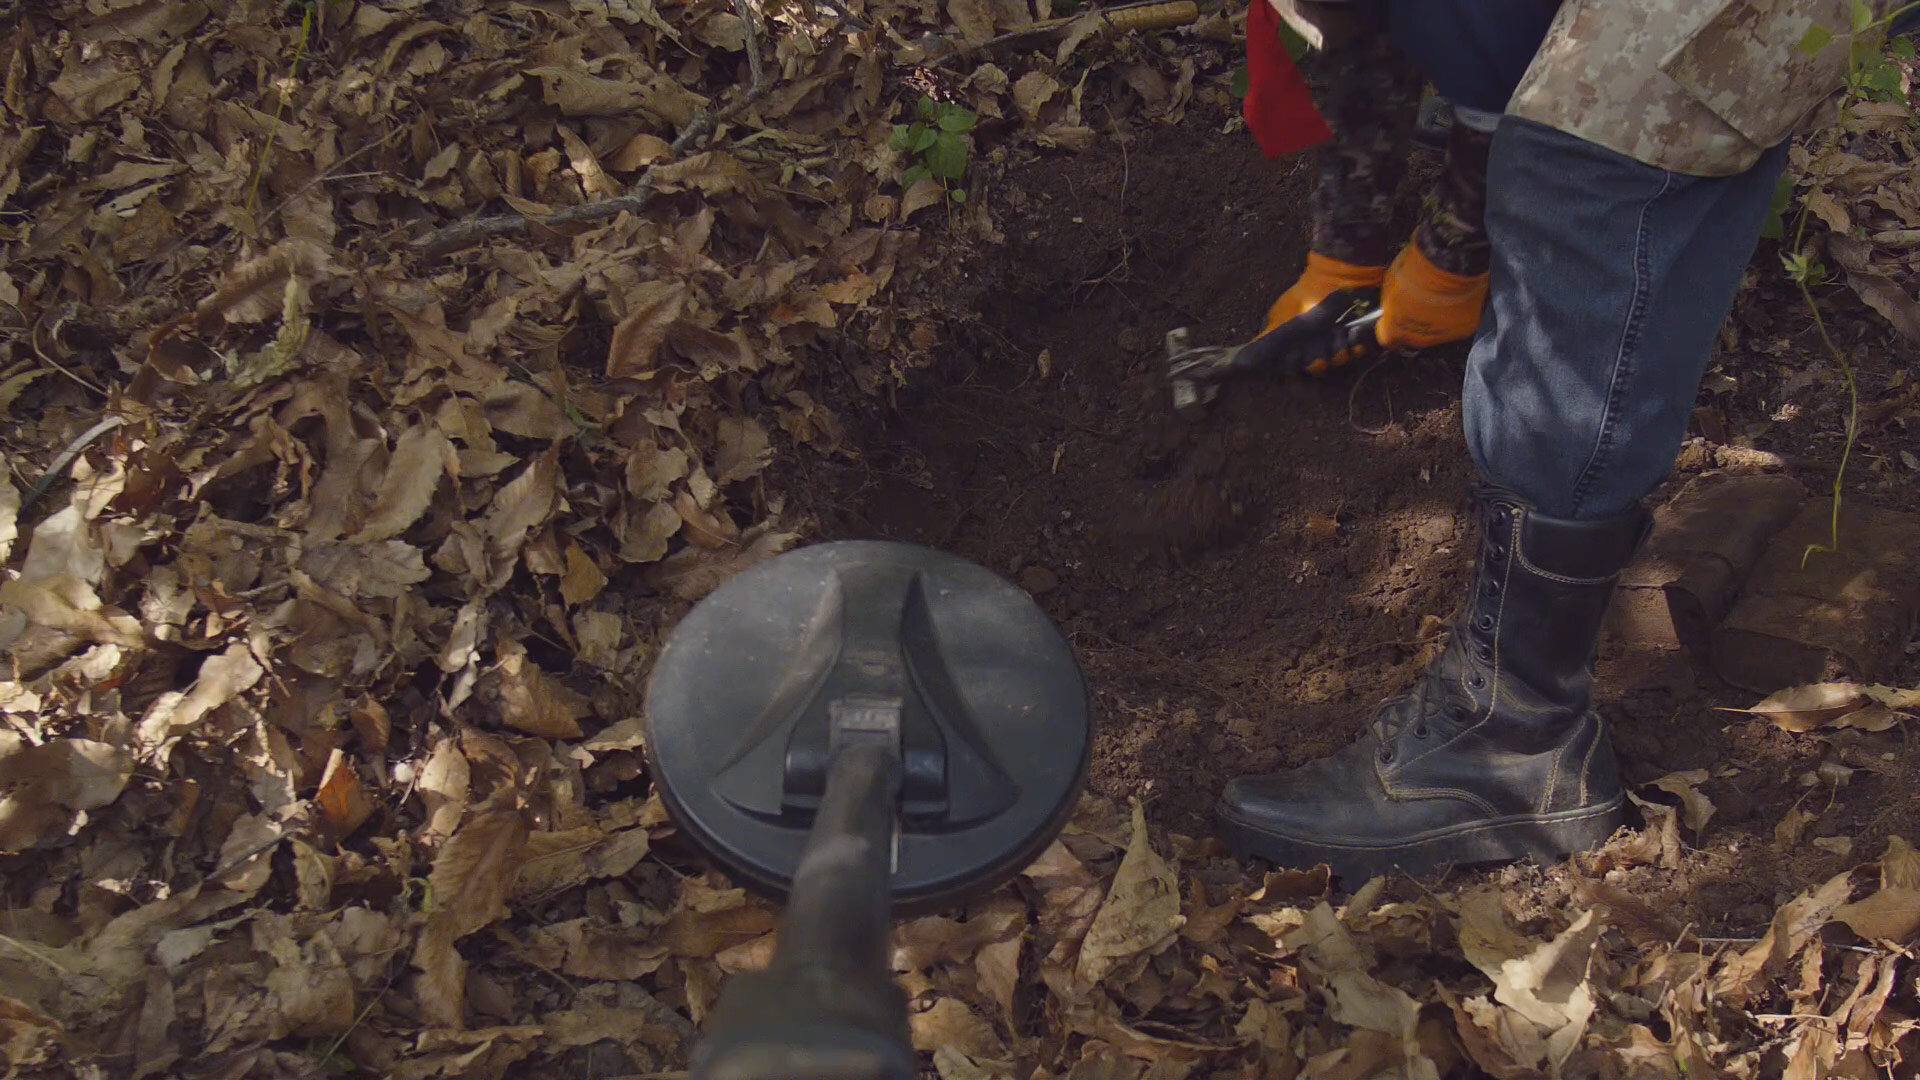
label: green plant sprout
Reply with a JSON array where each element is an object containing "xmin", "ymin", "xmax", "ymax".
[
  {"xmin": 1775, "ymin": 1, "xmax": 1917, "ymax": 565},
  {"xmin": 891, "ymin": 95, "xmax": 978, "ymax": 206},
  {"xmin": 247, "ymin": 0, "xmax": 320, "ymax": 219}
]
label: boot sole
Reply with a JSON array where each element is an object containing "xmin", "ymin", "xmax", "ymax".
[{"xmin": 1215, "ymin": 794, "xmax": 1625, "ymax": 886}]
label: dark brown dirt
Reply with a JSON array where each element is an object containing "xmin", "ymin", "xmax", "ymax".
[{"xmin": 791, "ymin": 104, "xmax": 1920, "ymax": 937}]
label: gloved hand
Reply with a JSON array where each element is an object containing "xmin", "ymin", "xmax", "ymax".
[
  {"xmin": 1257, "ymin": 252, "xmax": 1385, "ymax": 375},
  {"xmin": 1374, "ymin": 241, "xmax": 1489, "ymax": 349},
  {"xmin": 1261, "ymin": 241, "xmax": 1490, "ymax": 375}
]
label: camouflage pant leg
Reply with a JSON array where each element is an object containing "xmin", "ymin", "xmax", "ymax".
[
  {"xmin": 1307, "ymin": 25, "xmax": 1424, "ymax": 267},
  {"xmin": 1413, "ymin": 121, "xmax": 1493, "ymax": 276}
]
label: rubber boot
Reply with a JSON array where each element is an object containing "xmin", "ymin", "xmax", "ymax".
[{"xmin": 1216, "ymin": 487, "xmax": 1651, "ymax": 883}]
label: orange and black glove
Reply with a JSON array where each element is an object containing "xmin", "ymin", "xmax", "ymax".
[
  {"xmin": 1255, "ymin": 252, "xmax": 1385, "ymax": 376},
  {"xmin": 1374, "ymin": 241, "xmax": 1488, "ymax": 350},
  {"xmin": 1259, "ymin": 242, "xmax": 1488, "ymax": 375}
]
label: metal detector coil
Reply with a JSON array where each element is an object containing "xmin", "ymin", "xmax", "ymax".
[{"xmin": 645, "ymin": 540, "xmax": 1090, "ymax": 912}]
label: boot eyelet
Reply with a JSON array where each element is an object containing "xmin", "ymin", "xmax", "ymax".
[
  {"xmin": 1476, "ymin": 614, "xmax": 1496, "ymax": 632},
  {"xmin": 1474, "ymin": 643, "xmax": 1492, "ymax": 661},
  {"xmin": 1483, "ymin": 580, "xmax": 1500, "ymax": 596},
  {"xmin": 1377, "ymin": 745, "xmax": 1396, "ymax": 764},
  {"xmin": 1491, "ymin": 544, "xmax": 1509, "ymax": 560},
  {"xmin": 1412, "ymin": 723, "xmax": 1430, "ymax": 739},
  {"xmin": 1469, "ymin": 674, "xmax": 1487, "ymax": 690}
]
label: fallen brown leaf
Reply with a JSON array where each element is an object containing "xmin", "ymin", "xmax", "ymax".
[
  {"xmin": 414, "ymin": 797, "xmax": 529, "ymax": 1026},
  {"xmin": 1074, "ymin": 799, "xmax": 1184, "ymax": 990}
]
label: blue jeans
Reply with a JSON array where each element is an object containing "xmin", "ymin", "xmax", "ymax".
[
  {"xmin": 1383, "ymin": 1, "xmax": 1790, "ymax": 519},
  {"xmin": 1464, "ymin": 120, "xmax": 1788, "ymax": 518}
]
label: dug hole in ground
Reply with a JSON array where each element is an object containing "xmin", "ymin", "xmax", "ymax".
[{"xmin": 1, "ymin": 3, "xmax": 1918, "ymax": 1079}]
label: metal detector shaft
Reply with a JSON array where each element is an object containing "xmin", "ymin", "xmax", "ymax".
[{"xmin": 690, "ymin": 740, "xmax": 915, "ymax": 1080}]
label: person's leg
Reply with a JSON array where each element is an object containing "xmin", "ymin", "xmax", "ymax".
[
  {"xmin": 1465, "ymin": 119, "xmax": 1791, "ymax": 519},
  {"xmin": 1219, "ymin": 115, "xmax": 1790, "ymax": 883},
  {"xmin": 1257, "ymin": 9, "xmax": 1422, "ymax": 372},
  {"xmin": 1328, "ymin": 1, "xmax": 1558, "ymax": 357},
  {"xmin": 1304, "ymin": 23, "xmax": 1422, "ymax": 269}
]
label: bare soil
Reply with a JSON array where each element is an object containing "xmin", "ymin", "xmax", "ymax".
[{"xmin": 790, "ymin": 103, "xmax": 1920, "ymax": 937}]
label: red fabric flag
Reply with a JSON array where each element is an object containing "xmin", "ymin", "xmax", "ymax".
[{"xmin": 1244, "ymin": 0, "xmax": 1332, "ymax": 157}]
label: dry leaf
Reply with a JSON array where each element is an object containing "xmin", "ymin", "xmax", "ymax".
[
  {"xmin": 1805, "ymin": 189, "xmax": 1852, "ymax": 233},
  {"xmin": 1831, "ymin": 836, "xmax": 1920, "ymax": 942},
  {"xmin": 0, "ymin": 737, "xmax": 135, "ymax": 850},
  {"xmin": 607, "ymin": 281, "xmax": 689, "ymax": 378},
  {"xmin": 354, "ymin": 425, "xmax": 455, "ymax": 542},
  {"xmin": 418, "ymin": 732, "xmax": 471, "ymax": 839},
  {"xmin": 512, "ymin": 826, "xmax": 650, "ymax": 902},
  {"xmin": 608, "ymin": 132, "xmax": 671, "ymax": 171},
  {"xmin": 714, "ymin": 416, "xmax": 773, "ymax": 484},
  {"xmin": 495, "ymin": 640, "xmax": 588, "ymax": 739},
  {"xmin": 1716, "ymin": 872, "xmax": 1854, "ymax": 1005},
  {"xmin": 135, "ymin": 641, "xmax": 264, "ymax": 747},
  {"xmin": 645, "ymin": 528, "xmax": 799, "ymax": 601},
  {"xmin": 482, "ymin": 382, "xmax": 574, "ymax": 441},
  {"xmin": 0, "ymin": 458, "xmax": 18, "ymax": 565},
  {"xmin": 299, "ymin": 540, "xmax": 431, "ymax": 599},
  {"xmin": 1075, "ymin": 800, "xmax": 1183, "ymax": 990},
  {"xmin": 627, "ymin": 444, "xmax": 690, "ymax": 501},
  {"xmin": 1303, "ymin": 513, "xmax": 1341, "ymax": 544},
  {"xmin": 1648, "ymin": 770, "xmax": 1716, "ymax": 835},
  {"xmin": 1013, "ymin": 71, "xmax": 1062, "ymax": 124},
  {"xmin": 947, "ymin": 0, "xmax": 998, "ymax": 45},
  {"xmin": 415, "ymin": 799, "xmax": 529, "ymax": 1026},
  {"xmin": 649, "ymin": 152, "xmax": 756, "ymax": 196},
  {"xmin": 315, "ymin": 748, "xmax": 375, "ymax": 838},
  {"xmin": 910, "ymin": 996, "xmax": 1005, "ymax": 1061},
  {"xmin": 900, "ymin": 176, "xmax": 946, "ymax": 220},
  {"xmin": 1723, "ymin": 680, "xmax": 1917, "ymax": 733},
  {"xmin": 1776, "ymin": 804, "xmax": 1818, "ymax": 848},
  {"xmin": 560, "ymin": 544, "xmax": 607, "ymax": 607}
]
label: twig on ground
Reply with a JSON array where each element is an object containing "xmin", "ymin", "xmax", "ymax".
[
  {"xmin": 23, "ymin": 416, "xmax": 127, "ymax": 514},
  {"xmin": 1346, "ymin": 354, "xmax": 1396, "ymax": 435},
  {"xmin": 412, "ymin": 0, "xmax": 776, "ymax": 258},
  {"xmin": 813, "ymin": 0, "xmax": 870, "ymax": 31},
  {"xmin": 29, "ymin": 309, "xmax": 108, "ymax": 399},
  {"xmin": 734, "ymin": 0, "xmax": 766, "ymax": 93},
  {"xmin": 927, "ymin": 0, "xmax": 1198, "ymax": 66}
]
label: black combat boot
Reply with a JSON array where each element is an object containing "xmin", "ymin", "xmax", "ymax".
[{"xmin": 1217, "ymin": 486, "xmax": 1651, "ymax": 882}]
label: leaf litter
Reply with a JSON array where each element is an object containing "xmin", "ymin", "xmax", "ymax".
[{"xmin": 3, "ymin": 0, "xmax": 1920, "ymax": 1076}]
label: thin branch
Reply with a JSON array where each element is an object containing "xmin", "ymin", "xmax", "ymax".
[
  {"xmin": 23, "ymin": 416, "xmax": 127, "ymax": 515},
  {"xmin": 926, "ymin": 0, "xmax": 1196, "ymax": 67},
  {"xmin": 734, "ymin": 0, "xmax": 766, "ymax": 98},
  {"xmin": 813, "ymin": 0, "xmax": 870, "ymax": 31},
  {"xmin": 412, "ymin": 0, "xmax": 776, "ymax": 259},
  {"xmin": 29, "ymin": 308, "xmax": 109, "ymax": 399}
]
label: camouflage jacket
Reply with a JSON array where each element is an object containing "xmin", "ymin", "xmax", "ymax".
[
  {"xmin": 1510, "ymin": 0, "xmax": 1863, "ymax": 176},
  {"xmin": 1273, "ymin": 0, "xmax": 1872, "ymax": 176}
]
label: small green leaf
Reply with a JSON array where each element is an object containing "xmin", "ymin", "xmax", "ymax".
[
  {"xmin": 1798, "ymin": 24, "xmax": 1834, "ymax": 53},
  {"xmin": 1277, "ymin": 21, "xmax": 1310, "ymax": 61},
  {"xmin": 949, "ymin": 188, "xmax": 967, "ymax": 203},
  {"xmin": 917, "ymin": 95, "xmax": 936, "ymax": 120},
  {"xmin": 911, "ymin": 126, "xmax": 938, "ymax": 153},
  {"xmin": 937, "ymin": 105, "xmax": 978, "ymax": 132},
  {"xmin": 900, "ymin": 163, "xmax": 929, "ymax": 190},
  {"xmin": 1229, "ymin": 65, "xmax": 1249, "ymax": 100},
  {"xmin": 1851, "ymin": 0, "xmax": 1875, "ymax": 32},
  {"xmin": 889, "ymin": 124, "xmax": 913, "ymax": 151},
  {"xmin": 1863, "ymin": 62, "xmax": 1903, "ymax": 99},
  {"xmin": 1892, "ymin": 35, "xmax": 1916, "ymax": 59},
  {"xmin": 928, "ymin": 130, "xmax": 968, "ymax": 180}
]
